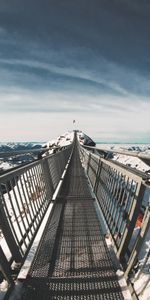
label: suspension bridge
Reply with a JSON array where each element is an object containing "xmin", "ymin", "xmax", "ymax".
[{"xmin": 0, "ymin": 132, "xmax": 149, "ymax": 299}]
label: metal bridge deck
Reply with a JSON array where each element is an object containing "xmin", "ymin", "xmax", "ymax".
[{"xmin": 21, "ymin": 146, "xmax": 124, "ymax": 299}]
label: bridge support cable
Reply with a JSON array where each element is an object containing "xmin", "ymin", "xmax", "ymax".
[{"xmin": 20, "ymin": 142, "xmax": 124, "ymax": 299}]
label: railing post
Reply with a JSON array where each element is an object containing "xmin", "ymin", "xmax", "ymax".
[
  {"xmin": 0, "ymin": 194, "xmax": 22, "ymax": 262},
  {"xmin": 42, "ymin": 159, "xmax": 54, "ymax": 200},
  {"xmin": 93, "ymin": 158, "xmax": 102, "ymax": 194},
  {"xmin": 86, "ymin": 153, "xmax": 91, "ymax": 175},
  {"xmin": 117, "ymin": 183, "xmax": 145, "ymax": 260},
  {"xmin": 124, "ymin": 198, "xmax": 150, "ymax": 278},
  {"xmin": 0, "ymin": 246, "xmax": 14, "ymax": 286}
]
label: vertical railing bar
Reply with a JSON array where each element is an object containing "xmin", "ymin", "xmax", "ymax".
[
  {"xmin": 100, "ymin": 166, "xmax": 112, "ymax": 218},
  {"xmin": 26, "ymin": 169, "xmax": 36, "ymax": 216},
  {"xmin": 124, "ymin": 202, "xmax": 150, "ymax": 278},
  {"xmin": 47, "ymin": 158, "xmax": 55, "ymax": 193},
  {"xmin": 0, "ymin": 245, "xmax": 14, "ymax": 286},
  {"xmin": 34, "ymin": 164, "xmax": 45, "ymax": 214},
  {"xmin": 115, "ymin": 176, "xmax": 130, "ymax": 243},
  {"xmin": 5, "ymin": 183, "xmax": 24, "ymax": 253},
  {"xmin": 15, "ymin": 177, "xmax": 31, "ymax": 243},
  {"xmin": 116, "ymin": 178, "xmax": 133, "ymax": 247},
  {"xmin": 16, "ymin": 176, "xmax": 31, "ymax": 242},
  {"xmin": 11, "ymin": 178, "xmax": 29, "ymax": 247},
  {"xmin": 112, "ymin": 174, "xmax": 126, "ymax": 235},
  {"xmin": 26, "ymin": 169, "xmax": 39, "ymax": 225},
  {"xmin": 21, "ymin": 173, "xmax": 35, "ymax": 234},
  {"xmin": 42, "ymin": 159, "xmax": 54, "ymax": 203},
  {"xmin": 29, "ymin": 167, "xmax": 41, "ymax": 220},
  {"xmin": 117, "ymin": 181, "xmax": 144, "ymax": 259},
  {"xmin": 0, "ymin": 191, "xmax": 22, "ymax": 261},
  {"xmin": 118, "ymin": 180, "xmax": 137, "ymax": 244},
  {"xmin": 104, "ymin": 168, "xmax": 116, "ymax": 220},
  {"xmin": 47, "ymin": 158, "xmax": 55, "ymax": 191},
  {"xmin": 103, "ymin": 165, "xmax": 114, "ymax": 216},
  {"xmin": 27, "ymin": 168, "xmax": 39, "ymax": 220},
  {"xmin": 93, "ymin": 157, "xmax": 101, "ymax": 193},
  {"xmin": 43, "ymin": 159, "xmax": 53, "ymax": 202},
  {"xmin": 87, "ymin": 152, "xmax": 91, "ymax": 175},
  {"xmin": 35, "ymin": 163, "xmax": 48, "ymax": 213},
  {"xmin": 100, "ymin": 175, "xmax": 109, "ymax": 217},
  {"xmin": 31, "ymin": 164, "xmax": 47, "ymax": 221},
  {"xmin": 96, "ymin": 178, "xmax": 106, "ymax": 216},
  {"xmin": 103, "ymin": 166, "xmax": 114, "ymax": 218},
  {"xmin": 22, "ymin": 173, "xmax": 37, "ymax": 230},
  {"xmin": 10, "ymin": 180, "xmax": 27, "ymax": 251},
  {"xmin": 107, "ymin": 170, "xmax": 119, "ymax": 224},
  {"xmin": 109, "ymin": 172, "xmax": 122, "ymax": 231}
]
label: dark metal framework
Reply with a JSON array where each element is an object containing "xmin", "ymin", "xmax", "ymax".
[
  {"xmin": 21, "ymin": 143, "xmax": 124, "ymax": 300},
  {"xmin": 0, "ymin": 136, "xmax": 149, "ymax": 299},
  {"xmin": 0, "ymin": 145, "xmax": 72, "ymax": 286},
  {"xmin": 79, "ymin": 146, "xmax": 150, "ymax": 299}
]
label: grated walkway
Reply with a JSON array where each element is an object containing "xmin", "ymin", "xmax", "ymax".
[{"xmin": 21, "ymin": 145, "xmax": 124, "ymax": 300}]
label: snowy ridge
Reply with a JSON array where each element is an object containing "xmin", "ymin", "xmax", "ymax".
[
  {"xmin": 42, "ymin": 130, "xmax": 96, "ymax": 156},
  {"xmin": 0, "ymin": 134, "xmax": 150, "ymax": 299},
  {"xmin": 112, "ymin": 154, "xmax": 150, "ymax": 173},
  {"xmin": 0, "ymin": 131, "xmax": 95, "ymax": 170},
  {"xmin": 97, "ymin": 144, "xmax": 150, "ymax": 173},
  {"xmin": 42, "ymin": 131, "xmax": 74, "ymax": 155},
  {"xmin": 0, "ymin": 142, "xmax": 42, "ymax": 152}
]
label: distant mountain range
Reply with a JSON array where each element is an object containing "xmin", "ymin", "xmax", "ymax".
[
  {"xmin": 0, "ymin": 142, "xmax": 43, "ymax": 173},
  {"xmin": 0, "ymin": 142, "xmax": 42, "ymax": 152},
  {"xmin": 0, "ymin": 131, "xmax": 96, "ymax": 172}
]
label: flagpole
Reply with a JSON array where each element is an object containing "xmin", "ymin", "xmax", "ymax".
[{"xmin": 73, "ymin": 120, "xmax": 76, "ymax": 131}]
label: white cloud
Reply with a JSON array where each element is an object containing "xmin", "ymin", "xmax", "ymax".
[
  {"xmin": 0, "ymin": 57, "xmax": 146, "ymax": 98},
  {"xmin": 0, "ymin": 94, "xmax": 149, "ymax": 142}
]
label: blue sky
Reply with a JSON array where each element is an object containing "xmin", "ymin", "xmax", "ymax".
[{"xmin": 0, "ymin": 0, "xmax": 150, "ymax": 142}]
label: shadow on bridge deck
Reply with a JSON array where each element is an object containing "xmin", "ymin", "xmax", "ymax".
[{"xmin": 8, "ymin": 144, "xmax": 125, "ymax": 300}]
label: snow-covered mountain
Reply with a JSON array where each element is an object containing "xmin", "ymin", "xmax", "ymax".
[
  {"xmin": 97, "ymin": 144, "xmax": 150, "ymax": 173},
  {"xmin": 42, "ymin": 131, "xmax": 74, "ymax": 155},
  {"xmin": 0, "ymin": 142, "xmax": 42, "ymax": 152},
  {"xmin": 112, "ymin": 154, "xmax": 150, "ymax": 173},
  {"xmin": 0, "ymin": 142, "xmax": 42, "ymax": 173},
  {"xmin": 0, "ymin": 131, "xmax": 96, "ymax": 171},
  {"xmin": 77, "ymin": 131, "xmax": 96, "ymax": 146},
  {"xmin": 42, "ymin": 131, "xmax": 96, "ymax": 156},
  {"xmin": 1, "ymin": 132, "xmax": 150, "ymax": 175}
]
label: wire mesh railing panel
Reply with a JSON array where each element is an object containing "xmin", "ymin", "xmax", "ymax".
[
  {"xmin": 47, "ymin": 146, "xmax": 72, "ymax": 190},
  {"xmin": 0, "ymin": 162, "xmax": 49, "ymax": 262},
  {"xmin": 0, "ymin": 145, "xmax": 72, "ymax": 287},
  {"xmin": 80, "ymin": 145, "xmax": 150, "ymax": 299},
  {"xmin": 23, "ymin": 142, "xmax": 124, "ymax": 300}
]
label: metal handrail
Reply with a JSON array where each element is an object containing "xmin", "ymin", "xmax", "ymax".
[
  {"xmin": 79, "ymin": 144, "xmax": 150, "ymax": 299},
  {"xmin": 82, "ymin": 144, "xmax": 150, "ymax": 165},
  {"xmin": 0, "ymin": 144, "xmax": 73, "ymax": 287}
]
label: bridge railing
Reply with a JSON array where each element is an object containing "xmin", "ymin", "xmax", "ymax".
[
  {"xmin": 0, "ymin": 145, "xmax": 72, "ymax": 287},
  {"xmin": 79, "ymin": 145, "xmax": 150, "ymax": 298}
]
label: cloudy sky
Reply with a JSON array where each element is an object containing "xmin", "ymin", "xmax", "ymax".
[{"xmin": 0, "ymin": 0, "xmax": 150, "ymax": 142}]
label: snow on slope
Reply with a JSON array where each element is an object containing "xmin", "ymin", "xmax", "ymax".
[
  {"xmin": 97, "ymin": 144, "xmax": 150, "ymax": 173},
  {"xmin": 42, "ymin": 130, "xmax": 96, "ymax": 156},
  {"xmin": 42, "ymin": 131, "xmax": 74, "ymax": 155},
  {"xmin": 112, "ymin": 154, "xmax": 150, "ymax": 173},
  {"xmin": 0, "ymin": 142, "xmax": 42, "ymax": 152}
]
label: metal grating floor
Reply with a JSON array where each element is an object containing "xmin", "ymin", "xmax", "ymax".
[{"xmin": 21, "ymin": 145, "xmax": 124, "ymax": 299}]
